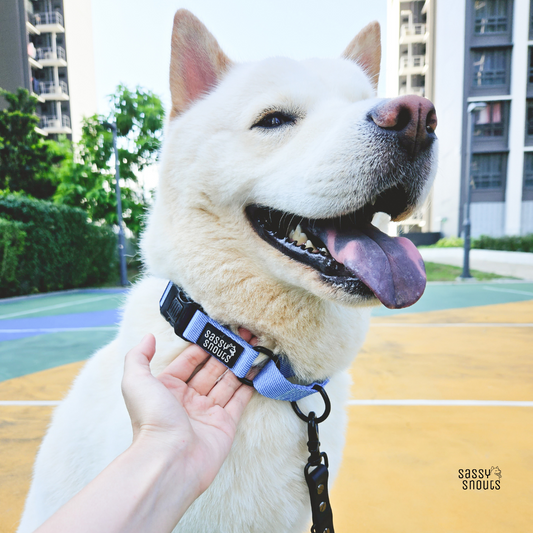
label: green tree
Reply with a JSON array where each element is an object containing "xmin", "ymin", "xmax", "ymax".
[
  {"xmin": 0, "ymin": 88, "xmax": 67, "ymax": 199},
  {"xmin": 54, "ymin": 84, "xmax": 164, "ymax": 234}
]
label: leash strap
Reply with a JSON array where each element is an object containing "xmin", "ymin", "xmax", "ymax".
[{"xmin": 159, "ymin": 281, "xmax": 328, "ymax": 401}]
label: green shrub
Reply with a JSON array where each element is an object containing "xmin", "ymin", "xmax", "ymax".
[
  {"xmin": 472, "ymin": 234, "xmax": 533, "ymax": 253},
  {"xmin": 0, "ymin": 217, "xmax": 26, "ymax": 283},
  {"xmin": 0, "ymin": 193, "xmax": 118, "ymax": 297},
  {"xmin": 434, "ymin": 236, "xmax": 464, "ymax": 247},
  {"xmin": 433, "ymin": 234, "xmax": 533, "ymax": 253}
]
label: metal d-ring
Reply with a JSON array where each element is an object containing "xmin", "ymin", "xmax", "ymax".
[
  {"xmin": 291, "ymin": 384, "xmax": 331, "ymax": 424},
  {"xmin": 254, "ymin": 345, "xmax": 281, "ymax": 370},
  {"xmin": 238, "ymin": 345, "xmax": 281, "ymax": 388}
]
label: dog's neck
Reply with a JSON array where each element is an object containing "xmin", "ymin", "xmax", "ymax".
[{"xmin": 176, "ymin": 267, "xmax": 372, "ymax": 382}]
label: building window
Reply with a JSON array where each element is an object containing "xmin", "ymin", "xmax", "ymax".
[
  {"xmin": 471, "ymin": 153, "xmax": 506, "ymax": 189},
  {"xmin": 474, "ymin": 0, "xmax": 508, "ymax": 34},
  {"xmin": 473, "ymin": 101, "xmax": 505, "ymax": 137},
  {"xmin": 472, "ymin": 48, "xmax": 508, "ymax": 87},
  {"xmin": 525, "ymin": 153, "xmax": 533, "ymax": 189},
  {"xmin": 526, "ymin": 100, "xmax": 533, "ymax": 140},
  {"xmin": 529, "ymin": 48, "xmax": 533, "ymax": 85},
  {"xmin": 530, "ymin": 0, "xmax": 533, "ymax": 39}
]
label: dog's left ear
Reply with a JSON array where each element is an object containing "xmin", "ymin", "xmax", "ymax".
[{"xmin": 342, "ymin": 21, "xmax": 381, "ymax": 91}]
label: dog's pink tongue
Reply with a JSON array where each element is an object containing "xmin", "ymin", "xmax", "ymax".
[{"xmin": 316, "ymin": 223, "xmax": 426, "ymax": 309}]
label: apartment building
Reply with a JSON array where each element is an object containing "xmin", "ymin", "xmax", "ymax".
[
  {"xmin": 0, "ymin": 0, "xmax": 97, "ymax": 142},
  {"xmin": 387, "ymin": 0, "xmax": 533, "ymax": 238}
]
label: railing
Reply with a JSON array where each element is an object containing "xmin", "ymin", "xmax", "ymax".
[
  {"xmin": 40, "ymin": 115, "xmax": 71, "ymax": 129},
  {"xmin": 399, "ymin": 55, "xmax": 426, "ymax": 70},
  {"xmin": 33, "ymin": 11, "xmax": 64, "ymax": 27},
  {"xmin": 400, "ymin": 23, "xmax": 426, "ymax": 38},
  {"xmin": 39, "ymin": 80, "xmax": 68, "ymax": 95},
  {"xmin": 399, "ymin": 86, "xmax": 425, "ymax": 97},
  {"xmin": 26, "ymin": 13, "xmax": 38, "ymax": 27},
  {"xmin": 36, "ymin": 46, "xmax": 66, "ymax": 61}
]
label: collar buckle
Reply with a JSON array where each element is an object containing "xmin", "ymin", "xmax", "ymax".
[{"xmin": 159, "ymin": 282, "xmax": 204, "ymax": 339}]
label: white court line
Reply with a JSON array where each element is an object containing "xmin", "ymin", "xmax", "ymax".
[
  {"xmin": 0, "ymin": 294, "xmax": 118, "ymax": 320},
  {"xmin": 347, "ymin": 399, "xmax": 533, "ymax": 407},
  {"xmin": 0, "ymin": 401, "xmax": 61, "ymax": 406},
  {"xmin": 370, "ymin": 323, "xmax": 533, "ymax": 328},
  {"xmin": 0, "ymin": 327, "xmax": 117, "ymax": 333},
  {"xmin": 3, "ymin": 400, "xmax": 532, "ymax": 407},
  {"xmin": 483, "ymin": 286, "xmax": 533, "ymax": 297}
]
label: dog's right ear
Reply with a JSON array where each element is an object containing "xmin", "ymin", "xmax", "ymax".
[
  {"xmin": 169, "ymin": 9, "xmax": 232, "ymax": 119},
  {"xmin": 342, "ymin": 21, "xmax": 381, "ymax": 92}
]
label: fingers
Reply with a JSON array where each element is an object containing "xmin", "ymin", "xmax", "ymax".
[
  {"xmin": 187, "ymin": 355, "xmax": 229, "ymax": 396},
  {"xmin": 238, "ymin": 327, "xmax": 258, "ymax": 347},
  {"xmin": 158, "ymin": 343, "xmax": 211, "ymax": 383},
  {"xmin": 224, "ymin": 381, "xmax": 254, "ymax": 422},
  {"xmin": 206, "ymin": 369, "xmax": 244, "ymax": 407}
]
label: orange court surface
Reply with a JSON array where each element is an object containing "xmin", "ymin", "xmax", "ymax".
[{"xmin": 0, "ymin": 282, "xmax": 532, "ymax": 532}]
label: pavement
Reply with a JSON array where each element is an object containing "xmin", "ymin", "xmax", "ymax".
[
  {"xmin": 1, "ymin": 283, "xmax": 533, "ymax": 532},
  {"xmin": 420, "ymin": 247, "xmax": 533, "ymax": 279}
]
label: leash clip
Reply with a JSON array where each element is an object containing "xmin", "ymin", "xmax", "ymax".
[{"xmin": 292, "ymin": 385, "xmax": 335, "ymax": 533}]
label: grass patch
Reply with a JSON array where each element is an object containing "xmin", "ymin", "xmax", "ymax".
[{"xmin": 425, "ymin": 262, "xmax": 511, "ymax": 282}]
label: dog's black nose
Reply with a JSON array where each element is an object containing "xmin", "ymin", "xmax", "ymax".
[{"xmin": 369, "ymin": 95, "xmax": 437, "ymax": 157}]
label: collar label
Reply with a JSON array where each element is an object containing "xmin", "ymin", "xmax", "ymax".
[{"xmin": 199, "ymin": 323, "xmax": 244, "ymax": 368}]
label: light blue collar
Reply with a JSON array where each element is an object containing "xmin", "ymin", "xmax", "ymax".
[{"xmin": 159, "ymin": 281, "xmax": 328, "ymax": 401}]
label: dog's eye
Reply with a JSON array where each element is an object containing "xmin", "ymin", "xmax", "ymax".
[{"xmin": 252, "ymin": 112, "xmax": 296, "ymax": 129}]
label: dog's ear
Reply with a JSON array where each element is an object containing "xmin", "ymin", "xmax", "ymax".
[
  {"xmin": 342, "ymin": 21, "xmax": 381, "ymax": 91},
  {"xmin": 169, "ymin": 9, "xmax": 232, "ymax": 118}
]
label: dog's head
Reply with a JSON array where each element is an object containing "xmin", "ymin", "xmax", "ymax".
[{"xmin": 142, "ymin": 10, "xmax": 437, "ymax": 374}]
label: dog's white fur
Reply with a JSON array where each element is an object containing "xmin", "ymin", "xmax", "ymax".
[{"xmin": 18, "ymin": 11, "xmax": 437, "ymax": 533}]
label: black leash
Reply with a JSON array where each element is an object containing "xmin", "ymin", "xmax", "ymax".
[{"xmin": 292, "ymin": 385, "xmax": 335, "ymax": 533}]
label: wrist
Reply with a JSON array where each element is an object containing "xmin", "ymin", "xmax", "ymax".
[{"xmin": 130, "ymin": 431, "xmax": 203, "ymax": 504}]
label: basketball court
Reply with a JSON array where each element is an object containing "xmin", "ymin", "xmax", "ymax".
[{"xmin": 1, "ymin": 282, "xmax": 532, "ymax": 532}]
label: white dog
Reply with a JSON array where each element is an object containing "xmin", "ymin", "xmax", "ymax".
[{"xmin": 18, "ymin": 10, "xmax": 437, "ymax": 533}]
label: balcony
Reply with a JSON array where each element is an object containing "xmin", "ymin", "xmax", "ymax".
[
  {"xmin": 25, "ymin": 14, "xmax": 41, "ymax": 35},
  {"xmin": 399, "ymin": 23, "xmax": 427, "ymax": 44},
  {"xmin": 36, "ymin": 47, "xmax": 67, "ymax": 67},
  {"xmin": 399, "ymin": 55, "xmax": 427, "ymax": 75},
  {"xmin": 399, "ymin": 86, "xmax": 425, "ymax": 97},
  {"xmin": 39, "ymin": 80, "xmax": 69, "ymax": 101},
  {"xmin": 40, "ymin": 114, "xmax": 72, "ymax": 134},
  {"xmin": 34, "ymin": 11, "xmax": 64, "ymax": 33}
]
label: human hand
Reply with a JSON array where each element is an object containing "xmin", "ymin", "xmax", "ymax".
[{"xmin": 122, "ymin": 330, "xmax": 256, "ymax": 496}]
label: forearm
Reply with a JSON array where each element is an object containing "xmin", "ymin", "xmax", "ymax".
[{"xmin": 35, "ymin": 437, "xmax": 199, "ymax": 533}]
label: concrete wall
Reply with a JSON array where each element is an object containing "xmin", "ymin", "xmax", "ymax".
[
  {"xmin": 62, "ymin": 0, "xmax": 98, "ymax": 142},
  {"xmin": 522, "ymin": 201, "xmax": 533, "ymax": 234},
  {"xmin": 471, "ymin": 201, "xmax": 505, "ymax": 237},
  {"xmin": 0, "ymin": 0, "xmax": 30, "ymax": 109},
  {"xmin": 505, "ymin": 0, "xmax": 529, "ymax": 235},
  {"xmin": 431, "ymin": 0, "xmax": 466, "ymax": 237}
]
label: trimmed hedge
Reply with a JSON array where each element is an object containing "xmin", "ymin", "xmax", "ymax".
[
  {"xmin": 0, "ymin": 194, "xmax": 118, "ymax": 297},
  {"xmin": 434, "ymin": 234, "xmax": 533, "ymax": 253},
  {"xmin": 474, "ymin": 234, "xmax": 533, "ymax": 253}
]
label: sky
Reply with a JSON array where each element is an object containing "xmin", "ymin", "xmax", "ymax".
[{"xmin": 91, "ymin": 0, "xmax": 388, "ymax": 117}]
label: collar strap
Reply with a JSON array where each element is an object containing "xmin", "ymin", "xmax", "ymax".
[{"xmin": 159, "ymin": 281, "xmax": 328, "ymax": 401}]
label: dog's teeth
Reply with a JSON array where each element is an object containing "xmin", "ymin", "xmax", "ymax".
[
  {"xmin": 305, "ymin": 240, "xmax": 314, "ymax": 250},
  {"xmin": 371, "ymin": 195, "xmax": 377, "ymax": 206},
  {"xmin": 295, "ymin": 229, "xmax": 308, "ymax": 246},
  {"xmin": 288, "ymin": 229, "xmax": 295, "ymax": 241}
]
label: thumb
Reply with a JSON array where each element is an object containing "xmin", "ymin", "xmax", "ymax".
[{"xmin": 124, "ymin": 334, "xmax": 157, "ymax": 378}]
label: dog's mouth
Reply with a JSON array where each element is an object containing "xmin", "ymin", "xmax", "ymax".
[{"xmin": 246, "ymin": 185, "xmax": 426, "ymax": 309}]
